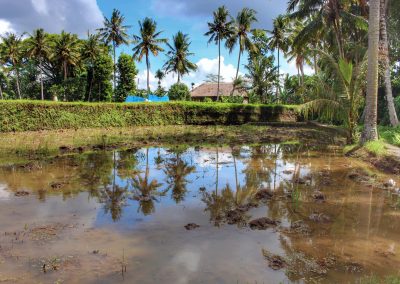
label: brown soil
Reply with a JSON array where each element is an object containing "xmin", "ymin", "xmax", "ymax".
[{"xmin": 349, "ymin": 144, "xmax": 400, "ymax": 175}]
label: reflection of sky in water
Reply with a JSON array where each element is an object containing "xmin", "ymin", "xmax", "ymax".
[{"xmin": 94, "ymin": 145, "xmax": 310, "ymax": 228}]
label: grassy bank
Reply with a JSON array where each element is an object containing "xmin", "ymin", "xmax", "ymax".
[{"xmin": 0, "ymin": 100, "xmax": 299, "ymax": 132}]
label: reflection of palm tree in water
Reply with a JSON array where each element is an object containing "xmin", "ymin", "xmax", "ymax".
[
  {"xmin": 131, "ymin": 148, "xmax": 165, "ymax": 215},
  {"xmin": 202, "ymin": 146, "xmax": 257, "ymax": 226},
  {"xmin": 164, "ymin": 152, "xmax": 195, "ymax": 203},
  {"xmin": 99, "ymin": 151, "xmax": 128, "ymax": 221}
]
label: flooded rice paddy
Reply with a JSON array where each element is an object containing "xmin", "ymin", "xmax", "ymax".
[{"xmin": 0, "ymin": 141, "xmax": 400, "ymax": 283}]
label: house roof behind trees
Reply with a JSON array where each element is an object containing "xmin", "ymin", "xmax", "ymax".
[{"xmin": 190, "ymin": 82, "xmax": 248, "ymax": 98}]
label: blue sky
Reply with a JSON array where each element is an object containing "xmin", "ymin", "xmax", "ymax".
[{"xmin": 0, "ymin": 0, "xmax": 313, "ymax": 90}]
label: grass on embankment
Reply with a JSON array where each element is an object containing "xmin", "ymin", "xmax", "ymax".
[{"xmin": 0, "ymin": 100, "xmax": 299, "ymax": 132}]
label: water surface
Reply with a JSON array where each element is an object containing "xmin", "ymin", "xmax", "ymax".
[{"xmin": 0, "ymin": 144, "xmax": 399, "ymax": 283}]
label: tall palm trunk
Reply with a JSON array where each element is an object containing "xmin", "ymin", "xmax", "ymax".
[
  {"xmin": 276, "ymin": 48, "xmax": 280, "ymax": 101},
  {"xmin": 235, "ymin": 49, "xmax": 242, "ymax": 81},
  {"xmin": 380, "ymin": 0, "xmax": 399, "ymax": 126},
  {"xmin": 217, "ymin": 38, "xmax": 221, "ymax": 101},
  {"xmin": 177, "ymin": 72, "xmax": 181, "ymax": 83},
  {"xmin": 0, "ymin": 84, "xmax": 3, "ymax": 100},
  {"xmin": 39, "ymin": 59, "xmax": 44, "ymax": 100},
  {"xmin": 88, "ymin": 67, "xmax": 94, "ymax": 102},
  {"xmin": 113, "ymin": 41, "xmax": 116, "ymax": 91},
  {"xmin": 146, "ymin": 53, "xmax": 150, "ymax": 94},
  {"xmin": 15, "ymin": 67, "xmax": 21, "ymax": 99},
  {"xmin": 361, "ymin": 0, "xmax": 380, "ymax": 143}
]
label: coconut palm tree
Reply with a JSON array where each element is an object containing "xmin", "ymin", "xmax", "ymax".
[
  {"xmin": 26, "ymin": 29, "xmax": 51, "ymax": 100},
  {"xmin": 226, "ymin": 8, "xmax": 258, "ymax": 84},
  {"xmin": 379, "ymin": 0, "xmax": 399, "ymax": 126},
  {"xmin": 155, "ymin": 69, "xmax": 165, "ymax": 88},
  {"xmin": 132, "ymin": 17, "xmax": 167, "ymax": 94},
  {"xmin": 267, "ymin": 15, "xmax": 289, "ymax": 99},
  {"xmin": 97, "ymin": 9, "xmax": 130, "ymax": 90},
  {"xmin": 0, "ymin": 33, "xmax": 24, "ymax": 99},
  {"xmin": 205, "ymin": 6, "xmax": 234, "ymax": 100},
  {"xmin": 361, "ymin": 0, "xmax": 380, "ymax": 143},
  {"xmin": 301, "ymin": 51, "xmax": 367, "ymax": 143},
  {"xmin": 82, "ymin": 32, "xmax": 104, "ymax": 101},
  {"xmin": 163, "ymin": 31, "xmax": 197, "ymax": 83},
  {"xmin": 53, "ymin": 31, "xmax": 81, "ymax": 81}
]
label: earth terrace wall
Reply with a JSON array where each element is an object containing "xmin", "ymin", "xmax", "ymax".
[{"xmin": 0, "ymin": 100, "xmax": 299, "ymax": 132}]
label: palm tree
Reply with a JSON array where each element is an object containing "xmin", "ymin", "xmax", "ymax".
[
  {"xmin": 82, "ymin": 32, "xmax": 104, "ymax": 101},
  {"xmin": 26, "ymin": 29, "xmax": 50, "ymax": 100},
  {"xmin": 301, "ymin": 52, "xmax": 367, "ymax": 143},
  {"xmin": 245, "ymin": 55, "xmax": 278, "ymax": 103},
  {"xmin": 226, "ymin": 8, "xmax": 258, "ymax": 85},
  {"xmin": 267, "ymin": 15, "xmax": 289, "ymax": 99},
  {"xmin": 379, "ymin": 0, "xmax": 399, "ymax": 126},
  {"xmin": 0, "ymin": 33, "xmax": 24, "ymax": 99},
  {"xmin": 97, "ymin": 9, "xmax": 130, "ymax": 90},
  {"xmin": 155, "ymin": 69, "xmax": 165, "ymax": 88},
  {"xmin": 53, "ymin": 31, "xmax": 81, "ymax": 81},
  {"xmin": 361, "ymin": 0, "xmax": 380, "ymax": 143},
  {"xmin": 132, "ymin": 17, "xmax": 167, "ymax": 94},
  {"xmin": 163, "ymin": 31, "xmax": 197, "ymax": 83},
  {"xmin": 205, "ymin": 6, "xmax": 234, "ymax": 100}
]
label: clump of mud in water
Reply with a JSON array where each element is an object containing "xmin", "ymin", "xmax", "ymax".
[
  {"xmin": 289, "ymin": 220, "xmax": 312, "ymax": 235},
  {"xmin": 309, "ymin": 212, "xmax": 331, "ymax": 223},
  {"xmin": 14, "ymin": 190, "xmax": 30, "ymax": 197},
  {"xmin": 347, "ymin": 168, "xmax": 375, "ymax": 183},
  {"xmin": 249, "ymin": 217, "xmax": 280, "ymax": 230},
  {"xmin": 184, "ymin": 223, "xmax": 200, "ymax": 230},
  {"xmin": 254, "ymin": 189, "xmax": 273, "ymax": 202},
  {"xmin": 312, "ymin": 191, "xmax": 326, "ymax": 202},
  {"xmin": 262, "ymin": 249, "xmax": 286, "ymax": 270}
]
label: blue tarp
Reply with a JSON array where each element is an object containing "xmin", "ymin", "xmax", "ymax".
[{"xmin": 125, "ymin": 94, "xmax": 169, "ymax": 103}]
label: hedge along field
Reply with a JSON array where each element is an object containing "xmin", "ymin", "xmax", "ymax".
[{"xmin": 0, "ymin": 100, "xmax": 299, "ymax": 132}]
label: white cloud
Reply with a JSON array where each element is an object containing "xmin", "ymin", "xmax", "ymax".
[
  {"xmin": 138, "ymin": 56, "xmax": 243, "ymax": 91},
  {"xmin": 0, "ymin": 19, "xmax": 14, "ymax": 35},
  {"xmin": 0, "ymin": 0, "xmax": 103, "ymax": 36},
  {"xmin": 281, "ymin": 60, "xmax": 314, "ymax": 77}
]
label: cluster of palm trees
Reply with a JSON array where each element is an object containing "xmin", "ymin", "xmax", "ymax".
[{"xmin": 274, "ymin": 0, "xmax": 399, "ymax": 143}]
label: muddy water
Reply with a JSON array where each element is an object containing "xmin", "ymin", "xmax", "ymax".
[{"xmin": 0, "ymin": 144, "xmax": 399, "ymax": 283}]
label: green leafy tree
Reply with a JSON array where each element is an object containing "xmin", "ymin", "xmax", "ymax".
[
  {"xmin": 168, "ymin": 82, "xmax": 190, "ymax": 101},
  {"xmin": 81, "ymin": 32, "xmax": 104, "ymax": 101},
  {"xmin": 53, "ymin": 31, "xmax": 81, "ymax": 81},
  {"xmin": 245, "ymin": 55, "xmax": 277, "ymax": 103},
  {"xmin": 132, "ymin": 17, "xmax": 167, "ymax": 94},
  {"xmin": 115, "ymin": 53, "xmax": 138, "ymax": 102},
  {"xmin": 92, "ymin": 53, "xmax": 113, "ymax": 101},
  {"xmin": 26, "ymin": 28, "xmax": 51, "ymax": 100},
  {"xmin": 205, "ymin": 6, "xmax": 234, "ymax": 99},
  {"xmin": 155, "ymin": 69, "xmax": 165, "ymax": 88},
  {"xmin": 97, "ymin": 9, "xmax": 130, "ymax": 90},
  {"xmin": 301, "ymin": 52, "xmax": 367, "ymax": 143},
  {"xmin": 164, "ymin": 31, "xmax": 197, "ymax": 83},
  {"xmin": 0, "ymin": 33, "xmax": 25, "ymax": 99}
]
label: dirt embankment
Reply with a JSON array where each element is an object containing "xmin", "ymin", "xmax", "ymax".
[{"xmin": 347, "ymin": 144, "xmax": 400, "ymax": 175}]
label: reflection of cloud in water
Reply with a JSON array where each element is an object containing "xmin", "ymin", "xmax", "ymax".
[
  {"xmin": 170, "ymin": 246, "xmax": 203, "ymax": 284},
  {"xmin": 194, "ymin": 151, "xmax": 233, "ymax": 168},
  {"xmin": 0, "ymin": 183, "xmax": 10, "ymax": 200}
]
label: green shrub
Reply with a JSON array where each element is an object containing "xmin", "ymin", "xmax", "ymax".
[
  {"xmin": 168, "ymin": 83, "xmax": 190, "ymax": 101},
  {"xmin": 0, "ymin": 100, "xmax": 298, "ymax": 132}
]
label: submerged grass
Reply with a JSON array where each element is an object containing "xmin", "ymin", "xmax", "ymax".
[{"xmin": 356, "ymin": 275, "xmax": 400, "ymax": 284}]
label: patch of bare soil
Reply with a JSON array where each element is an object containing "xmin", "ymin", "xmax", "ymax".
[
  {"xmin": 249, "ymin": 217, "xmax": 280, "ymax": 230},
  {"xmin": 349, "ymin": 144, "xmax": 400, "ymax": 175}
]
